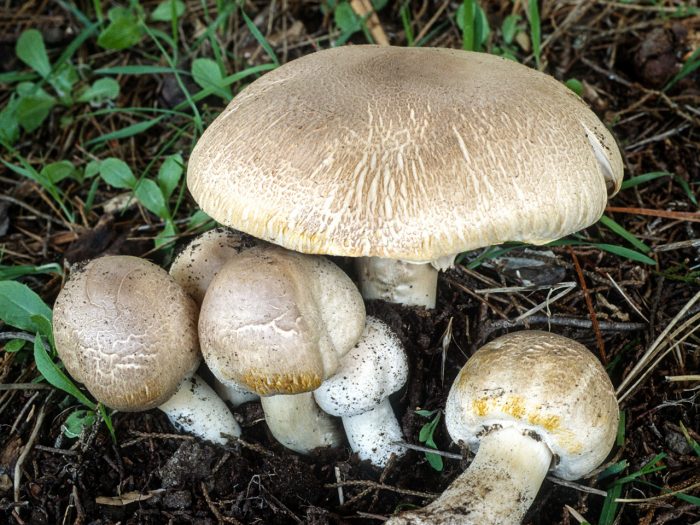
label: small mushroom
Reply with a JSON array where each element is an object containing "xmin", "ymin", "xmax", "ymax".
[
  {"xmin": 53, "ymin": 255, "xmax": 240, "ymax": 444},
  {"xmin": 199, "ymin": 245, "xmax": 366, "ymax": 454},
  {"xmin": 187, "ymin": 46, "xmax": 623, "ymax": 308},
  {"xmin": 169, "ymin": 227, "xmax": 249, "ymax": 305},
  {"xmin": 386, "ymin": 330, "xmax": 619, "ymax": 525},
  {"xmin": 169, "ymin": 227, "xmax": 259, "ymax": 406},
  {"xmin": 314, "ymin": 317, "xmax": 408, "ymax": 466}
]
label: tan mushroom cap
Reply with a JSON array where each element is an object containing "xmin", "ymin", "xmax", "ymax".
[
  {"xmin": 188, "ymin": 45, "xmax": 623, "ymax": 262},
  {"xmin": 445, "ymin": 330, "xmax": 618, "ymax": 480},
  {"xmin": 53, "ymin": 256, "xmax": 200, "ymax": 412},
  {"xmin": 199, "ymin": 245, "xmax": 366, "ymax": 395}
]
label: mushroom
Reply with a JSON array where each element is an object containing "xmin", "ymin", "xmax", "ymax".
[
  {"xmin": 169, "ymin": 227, "xmax": 259, "ymax": 406},
  {"xmin": 314, "ymin": 316, "xmax": 408, "ymax": 467},
  {"xmin": 169, "ymin": 227, "xmax": 250, "ymax": 305},
  {"xmin": 53, "ymin": 255, "xmax": 241, "ymax": 444},
  {"xmin": 386, "ymin": 330, "xmax": 619, "ymax": 525},
  {"xmin": 187, "ymin": 46, "xmax": 623, "ymax": 308},
  {"xmin": 198, "ymin": 244, "xmax": 366, "ymax": 454}
]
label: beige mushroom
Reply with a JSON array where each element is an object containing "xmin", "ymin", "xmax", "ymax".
[
  {"xmin": 169, "ymin": 227, "xmax": 260, "ymax": 406},
  {"xmin": 53, "ymin": 255, "xmax": 241, "ymax": 444},
  {"xmin": 386, "ymin": 330, "xmax": 619, "ymax": 525},
  {"xmin": 199, "ymin": 244, "xmax": 366, "ymax": 454},
  {"xmin": 187, "ymin": 45, "xmax": 623, "ymax": 308}
]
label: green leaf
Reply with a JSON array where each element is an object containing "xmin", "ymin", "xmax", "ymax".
[
  {"xmin": 151, "ymin": 0, "xmax": 185, "ymax": 22},
  {"xmin": 241, "ymin": 9, "xmax": 279, "ymax": 65},
  {"xmin": 191, "ymin": 58, "xmax": 231, "ymax": 100},
  {"xmin": 4, "ymin": 339, "xmax": 26, "ymax": 353},
  {"xmin": 16, "ymin": 29, "xmax": 51, "ymax": 78},
  {"xmin": 0, "ymin": 281, "xmax": 52, "ymax": 333},
  {"xmin": 135, "ymin": 179, "xmax": 168, "ymax": 218},
  {"xmin": 77, "ymin": 77, "xmax": 120, "ymax": 103},
  {"xmin": 591, "ymin": 243, "xmax": 656, "ymax": 265},
  {"xmin": 49, "ymin": 62, "xmax": 79, "ymax": 100},
  {"xmin": 598, "ymin": 215, "xmax": 651, "ymax": 254},
  {"xmin": 98, "ymin": 8, "xmax": 144, "ymax": 50},
  {"xmin": 185, "ymin": 210, "xmax": 213, "ymax": 231},
  {"xmin": 0, "ymin": 98, "xmax": 21, "ymax": 144},
  {"xmin": 501, "ymin": 14, "xmax": 520, "ymax": 44},
  {"xmin": 85, "ymin": 117, "xmax": 162, "ymax": 146},
  {"xmin": 456, "ymin": 1, "xmax": 490, "ymax": 50},
  {"xmin": 598, "ymin": 483, "xmax": 622, "ymax": 525},
  {"xmin": 528, "ymin": 0, "xmax": 541, "ymax": 68},
  {"xmin": 155, "ymin": 219, "xmax": 177, "ymax": 250},
  {"xmin": 679, "ymin": 422, "xmax": 700, "ymax": 457},
  {"xmin": 597, "ymin": 460, "xmax": 628, "ymax": 482},
  {"xmin": 96, "ymin": 65, "xmax": 189, "ymax": 75},
  {"xmin": 84, "ymin": 160, "xmax": 101, "ymax": 179},
  {"xmin": 425, "ymin": 450, "xmax": 444, "ymax": 471},
  {"xmin": 15, "ymin": 83, "xmax": 56, "ymax": 133},
  {"xmin": 335, "ymin": 1, "xmax": 361, "ymax": 33},
  {"xmin": 99, "ymin": 158, "xmax": 137, "ymax": 189},
  {"xmin": 565, "ymin": 78, "xmax": 584, "ymax": 97},
  {"xmin": 41, "ymin": 160, "xmax": 80, "ymax": 184},
  {"xmin": 62, "ymin": 409, "xmax": 96, "ymax": 438},
  {"xmin": 30, "ymin": 314, "xmax": 53, "ymax": 341},
  {"xmin": 157, "ymin": 153, "xmax": 183, "ymax": 198},
  {"xmin": 34, "ymin": 337, "xmax": 96, "ymax": 410},
  {"xmin": 620, "ymin": 171, "xmax": 670, "ymax": 190},
  {"xmin": 415, "ymin": 409, "xmax": 436, "ymax": 417}
]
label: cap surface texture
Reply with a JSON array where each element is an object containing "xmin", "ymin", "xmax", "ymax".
[
  {"xmin": 53, "ymin": 256, "xmax": 200, "ymax": 411},
  {"xmin": 445, "ymin": 330, "xmax": 618, "ymax": 480},
  {"xmin": 188, "ymin": 45, "xmax": 623, "ymax": 262}
]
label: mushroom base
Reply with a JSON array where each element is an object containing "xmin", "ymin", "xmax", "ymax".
[
  {"xmin": 355, "ymin": 257, "xmax": 438, "ymax": 308},
  {"xmin": 343, "ymin": 397, "xmax": 405, "ymax": 467},
  {"xmin": 261, "ymin": 392, "xmax": 344, "ymax": 454},
  {"xmin": 385, "ymin": 426, "xmax": 552, "ymax": 525}
]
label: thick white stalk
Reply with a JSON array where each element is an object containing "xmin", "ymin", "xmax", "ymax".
[
  {"xmin": 213, "ymin": 378, "xmax": 259, "ymax": 407},
  {"xmin": 355, "ymin": 257, "xmax": 437, "ymax": 308},
  {"xmin": 386, "ymin": 427, "xmax": 552, "ymax": 525},
  {"xmin": 343, "ymin": 397, "xmax": 404, "ymax": 467},
  {"xmin": 261, "ymin": 393, "xmax": 344, "ymax": 454},
  {"xmin": 158, "ymin": 374, "xmax": 241, "ymax": 445}
]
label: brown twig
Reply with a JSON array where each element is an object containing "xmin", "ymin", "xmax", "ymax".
[
  {"xmin": 201, "ymin": 482, "xmax": 243, "ymax": 525},
  {"xmin": 325, "ymin": 480, "xmax": 439, "ymax": 500},
  {"xmin": 606, "ymin": 207, "xmax": 700, "ymax": 223},
  {"xmin": 568, "ymin": 247, "xmax": 606, "ymax": 363}
]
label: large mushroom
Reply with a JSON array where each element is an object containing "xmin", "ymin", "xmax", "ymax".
[
  {"xmin": 198, "ymin": 244, "xmax": 366, "ymax": 454},
  {"xmin": 187, "ymin": 46, "xmax": 623, "ymax": 308},
  {"xmin": 53, "ymin": 255, "xmax": 240, "ymax": 444},
  {"xmin": 386, "ymin": 330, "xmax": 619, "ymax": 525}
]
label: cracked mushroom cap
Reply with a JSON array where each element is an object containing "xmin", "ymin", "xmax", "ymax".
[
  {"xmin": 199, "ymin": 245, "xmax": 366, "ymax": 395},
  {"xmin": 314, "ymin": 316, "xmax": 408, "ymax": 417},
  {"xmin": 187, "ymin": 45, "xmax": 623, "ymax": 263},
  {"xmin": 445, "ymin": 330, "xmax": 619, "ymax": 480},
  {"xmin": 52, "ymin": 256, "xmax": 200, "ymax": 412},
  {"xmin": 169, "ymin": 227, "xmax": 250, "ymax": 305}
]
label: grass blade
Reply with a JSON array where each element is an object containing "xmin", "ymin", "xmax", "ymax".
[
  {"xmin": 528, "ymin": 0, "xmax": 541, "ymax": 68},
  {"xmin": 241, "ymin": 9, "xmax": 279, "ymax": 65},
  {"xmin": 598, "ymin": 215, "xmax": 651, "ymax": 253}
]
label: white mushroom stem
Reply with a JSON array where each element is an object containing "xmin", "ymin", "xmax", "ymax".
[
  {"xmin": 356, "ymin": 257, "xmax": 437, "ymax": 308},
  {"xmin": 260, "ymin": 393, "xmax": 344, "ymax": 454},
  {"xmin": 343, "ymin": 397, "xmax": 404, "ymax": 466},
  {"xmin": 158, "ymin": 374, "xmax": 241, "ymax": 445},
  {"xmin": 386, "ymin": 427, "xmax": 552, "ymax": 525}
]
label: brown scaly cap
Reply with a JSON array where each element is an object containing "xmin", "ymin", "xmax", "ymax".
[
  {"xmin": 198, "ymin": 245, "xmax": 366, "ymax": 396},
  {"xmin": 53, "ymin": 256, "xmax": 200, "ymax": 412},
  {"xmin": 188, "ymin": 46, "xmax": 623, "ymax": 262}
]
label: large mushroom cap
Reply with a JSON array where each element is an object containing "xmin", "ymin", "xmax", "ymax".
[
  {"xmin": 445, "ymin": 330, "xmax": 618, "ymax": 480},
  {"xmin": 53, "ymin": 256, "xmax": 200, "ymax": 412},
  {"xmin": 199, "ymin": 245, "xmax": 366, "ymax": 395},
  {"xmin": 188, "ymin": 45, "xmax": 623, "ymax": 262}
]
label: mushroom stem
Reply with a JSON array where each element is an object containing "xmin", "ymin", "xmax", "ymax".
[
  {"xmin": 355, "ymin": 257, "xmax": 437, "ymax": 308},
  {"xmin": 386, "ymin": 426, "xmax": 551, "ymax": 525},
  {"xmin": 213, "ymin": 377, "xmax": 259, "ymax": 407},
  {"xmin": 158, "ymin": 374, "xmax": 241, "ymax": 445},
  {"xmin": 260, "ymin": 393, "xmax": 344, "ymax": 454},
  {"xmin": 342, "ymin": 397, "xmax": 404, "ymax": 467}
]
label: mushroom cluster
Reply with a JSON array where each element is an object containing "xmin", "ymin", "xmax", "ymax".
[{"xmin": 51, "ymin": 44, "xmax": 624, "ymax": 522}]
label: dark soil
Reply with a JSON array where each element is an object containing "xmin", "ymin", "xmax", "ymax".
[{"xmin": 1, "ymin": 1, "xmax": 699, "ymax": 524}]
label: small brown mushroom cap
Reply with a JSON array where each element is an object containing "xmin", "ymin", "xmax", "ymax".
[
  {"xmin": 188, "ymin": 45, "xmax": 623, "ymax": 262},
  {"xmin": 169, "ymin": 227, "xmax": 250, "ymax": 305},
  {"xmin": 53, "ymin": 256, "xmax": 200, "ymax": 411},
  {"xmin": 199, "ymin": 245, "xmax": 366, "ymax": 395},
  {"xmin": 446, "ymin": 330, "xmax": 618, "ymax": 480}
]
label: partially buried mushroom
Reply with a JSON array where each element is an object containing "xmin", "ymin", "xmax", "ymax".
[
  {"xmin": 187, "ymin": 46, "xmax": 623, "ymax": 308},
  {"xmin": 53, "ymin": 255, "xmax": 241, "ymax": 444},
  {"xmin": 199, "ymin": 244, "xmax": 366, "ymax": 454},
  {"xmin": 386, "ymin": 330, "xmax": 619, "ymax": 525}
]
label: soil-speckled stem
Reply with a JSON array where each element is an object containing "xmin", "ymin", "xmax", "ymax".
[
  {"xmin": 343, "ymin": 397, "xmax": 404, "ymax": 467},
  {"xmin": 356, "ymin": 257, "xmax": 438, "ymax": 308},
  {"xmin": 386, "ymin": 427, "xmax": 552, "ymax": 525}
]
